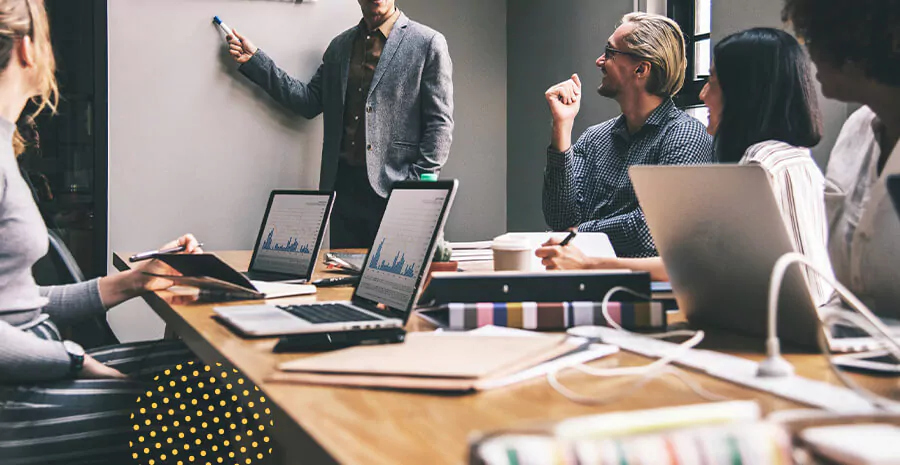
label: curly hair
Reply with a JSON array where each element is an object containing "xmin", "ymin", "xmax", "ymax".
[{"xmin": 782, "ymin": 0, "xmax": 900, "ymax": 87}]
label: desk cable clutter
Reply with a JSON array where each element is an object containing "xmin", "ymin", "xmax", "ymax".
[
  {"xmin": 546, "ymin": 286, "xmax": 724, "ymax": 406},
  {"xmin": 547, "ymin": 253, "xmax": 900, "ymax": 413},
  {"xmin": 761, "ymin": 252, "xmax": 900, "ymax": 411}
]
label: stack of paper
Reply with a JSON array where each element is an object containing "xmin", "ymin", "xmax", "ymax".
[
  {"xmin": 448, "ymin": 233, "xmax": 618, "ymax": 269},
  {"xmin": 323, "ymin": 252, "xmax": 365, "ymax": 273},
  {"xmin": 449, "ymin": 240, "xmax": 493, "ymax": 262}
]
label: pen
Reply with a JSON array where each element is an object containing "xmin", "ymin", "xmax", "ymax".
[
  {"xmin": 129, "ymin": 243, "xmax": 204, "ymax": 263},
  {"xmin": 311, "ymin": 276, "xmax": 360, "ymax": 287},
  {"xmin": 559, "ymin": 230, "xmax": 577, "ymax": 247}
]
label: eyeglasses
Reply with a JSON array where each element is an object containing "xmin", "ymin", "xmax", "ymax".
[
  {"xmin": 604, "ymin": 44, "xmax": 644, "ymax": 60},
  {"xmin": 23, "ymin": 0, "xmax": 35, "ymax": 38}
]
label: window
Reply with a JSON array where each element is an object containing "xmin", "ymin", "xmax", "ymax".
[{"xmin": 668, "ymin": 0, "xmax": 711, "ymax": 110}]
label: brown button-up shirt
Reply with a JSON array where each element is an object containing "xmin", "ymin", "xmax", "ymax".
[{"xmin": 340, "ymin": 9, "xmax": 401, "ymax": 166}]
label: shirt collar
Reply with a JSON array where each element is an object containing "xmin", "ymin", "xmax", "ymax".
[
  {"xmin": 644, "ymin": 98, "xmax": 678, "ymax": 127},
  {"xmin": 0, "ymin": 117, "xmax": 14, "ymax": 145},
  {"xmin": 359, "ymin": 8, "xmax": 401, "ymax": 39},
  {"xmin": 611, "ymin": 98, "xmax": 677, "ymax": 139}
]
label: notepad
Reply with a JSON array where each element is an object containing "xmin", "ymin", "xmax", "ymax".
[
  {"xmin": 278, "ymin": 333, "xmax": 569, "ymax": 378},
  {"xmin": 147, "ymin": 253, "xmax": 315, "ymax": 300},
  {"xmin": 271, "ymin": 332, "xmax": 584, "ymax": 391}
]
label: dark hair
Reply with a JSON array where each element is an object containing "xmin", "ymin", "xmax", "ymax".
[
  {"xmin": 713, "ymin": 27, "xmax": 822, "ymax": 163},
  {"xmin": 783, "ymin": 0, "xmax": 900, "ymax": 87}
]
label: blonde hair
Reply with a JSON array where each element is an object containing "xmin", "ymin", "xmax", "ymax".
[
  {"xmin": 0, "ymin": 0, "xmax": 58, "ymax": 154},
  {"xmin": 619, "ymin": 12, "xmax": 687, "ymax": 97}
]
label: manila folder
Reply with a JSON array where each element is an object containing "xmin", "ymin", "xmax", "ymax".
[{"xmin": 276, "ymin": 333, "xmax": 570, "ymax": 379}]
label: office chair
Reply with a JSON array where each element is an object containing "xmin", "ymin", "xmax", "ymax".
[
  {"xmin": 21, "ymin": 161, "xmax": 120, "ymax": 348},
  {"xmin": 31, "ymin": 229, "xmax": 120, "ymax": 348}
]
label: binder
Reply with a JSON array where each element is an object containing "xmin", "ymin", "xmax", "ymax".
[
  {"xmin": 417, "ymin": 300, "xmax": 666, "ymax": 331},
  {"xmin": 417, "ymin": 270, "xmax": 651, "ymax": 306}
]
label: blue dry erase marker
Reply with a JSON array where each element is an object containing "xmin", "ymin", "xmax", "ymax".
[{"xmin": 212, "ymin": 16, "xmax": 236, "ymax": 41}]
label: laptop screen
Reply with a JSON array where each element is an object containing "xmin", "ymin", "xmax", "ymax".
[
  {"xmin": 249, "ymin": 191, "xmax": 333, "ymax": 278},
  {"xmin": 354, "ymin": 183, "xmax": 456, "ymax": 315}
]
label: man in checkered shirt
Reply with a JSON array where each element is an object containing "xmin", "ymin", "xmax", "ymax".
[{"xmin": 542, "ymin": 12, "xmax": 713, "ymax": 258}]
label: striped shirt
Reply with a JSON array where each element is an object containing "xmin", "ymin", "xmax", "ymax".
[
  {"xmin": 543, "ymin": 98, "xmax": 714, "ymax": 258},
  {"xmin": 741, "ymin": 140, "xmax": 834, "ymax": 306}
]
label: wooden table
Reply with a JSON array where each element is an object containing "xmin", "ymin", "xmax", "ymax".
[{"xmin": 113, "ymin": 251, "xmax": 897, "ymax": 465}]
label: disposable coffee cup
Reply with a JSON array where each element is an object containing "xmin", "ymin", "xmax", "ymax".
[{"xmin": 492, "ymin": 235, "xmax": 532, "ymax": 271}]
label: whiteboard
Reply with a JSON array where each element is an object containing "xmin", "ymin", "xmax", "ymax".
[
  {"xmin": 108, "ymin": 0, "xmax": 361, "ymax": 256},
  {"xmin": 106, "ymin": 0, "xmax": 361, "ymax": 341}
]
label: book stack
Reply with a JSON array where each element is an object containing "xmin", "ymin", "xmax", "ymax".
[
  {"xmin": 449, "ymin": 240, "xmax": 494, "ymax": 263},
  {"xmin": 470, "ymin": 401, "xmax": 793, "ymax": 465}
]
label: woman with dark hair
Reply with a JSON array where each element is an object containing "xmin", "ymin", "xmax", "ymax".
[
  {"xmin": 783, "ymin": 0, "xmax": 900, "ymax": 319},
  {"xmin": 537, "ymin": 27, "xmax": 833, "ymax": 306}
]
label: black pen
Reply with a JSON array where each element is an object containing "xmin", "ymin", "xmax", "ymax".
[
  {"xmin": 129, "ymin": 243, "xmax": 204, "ymax": 263},
  {"xmin": 558, "ymin": 230, "xmax": 577, "ymax": 246},
  {"xmin": 311, "ymin": 276, "xmax": 360, "ymax": 287}
]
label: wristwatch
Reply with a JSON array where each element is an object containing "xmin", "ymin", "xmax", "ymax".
[{"xmin": 63, "ymin": 340, "xmax": 85, "ymax": 375}]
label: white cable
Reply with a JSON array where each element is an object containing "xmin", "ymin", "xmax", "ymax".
[
  {"xmin": 817, "ymin": 311, "xmax": 900, "ymax": 411},
  {"xmin": 548, "ymin": 287, "xmax": 729, "ymax": 404},
  {"xmin": 572, "ymin": 330, "xmax": 705, "ymax": 377},
  {"xmin": 548, "ymin": 365, "xmax": 729, "ymax": 405},
  {"xmin": 600, "ymin": 286, "xmax": 696, "ymax": 339},
  {"xmin": 767, "ymin": 252, "xmax": 900, "ymax": 409},
  {"xmin": 768, "ymin": 253, "xmax": 900, "ymax": 360}
]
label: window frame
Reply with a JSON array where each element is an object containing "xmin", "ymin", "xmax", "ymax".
[{"xmin": 668, "ymin": 0, "xmax": 710, "ymax": 108}]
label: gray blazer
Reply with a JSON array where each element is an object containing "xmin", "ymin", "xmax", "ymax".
[{"xmin": 240, "ymin": 13, "xmax": 454, "ymax": 197}]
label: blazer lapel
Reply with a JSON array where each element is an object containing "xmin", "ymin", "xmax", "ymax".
[
  {"xmin": 339, "ymin": 31, "xmax": 356, "ymax": 107},
  {"xmin": 369, "ymin": 13, "xmax": 410, "ymax": 97}
]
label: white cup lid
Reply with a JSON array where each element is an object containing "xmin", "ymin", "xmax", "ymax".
[{"xmin": 491, "ymin": 234, "xmax": 531, "ymax": 251}]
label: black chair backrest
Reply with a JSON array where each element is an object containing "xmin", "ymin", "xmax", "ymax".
[{"xmin": 32, "ymin": 229, "xmax": 85, "ymax": 285}]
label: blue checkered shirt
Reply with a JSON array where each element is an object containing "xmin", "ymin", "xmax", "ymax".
[{"xmin": 543, "ymin": 99, "xmax": 714, "ymax": 258}]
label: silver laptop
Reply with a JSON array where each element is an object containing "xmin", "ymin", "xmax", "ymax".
[
  {"xmin": 244, "ymin": 190, "xmax": 335, "ymax": 283},
  {"xmin": 629, "ymin": 165, "xmax": 823, "ymax": 349},
  {"xmin": 214, "ymin": 180, "xmax": 458, "ymax": 337}
]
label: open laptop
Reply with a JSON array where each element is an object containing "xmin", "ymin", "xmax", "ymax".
[
  {"xmin": 244, "ymin": 190, "xmax": 335, "ymax": 283},
  {"xmin": 629, "ymin": 165, "xmax": 824, "ymax": 349},
  {"xmin": 214, "ymin": 180, "xmax": 458, "ymax": 337}
]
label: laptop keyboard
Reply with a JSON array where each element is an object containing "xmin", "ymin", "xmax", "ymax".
[{"xmin": 277, "ymin": 304, "xmax": 381, "ymax": 324}]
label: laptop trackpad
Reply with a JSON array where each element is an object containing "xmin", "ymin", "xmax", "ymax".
[{"xmin": 225, "ymin": 306, "xmax": 310, "ymax": 326}]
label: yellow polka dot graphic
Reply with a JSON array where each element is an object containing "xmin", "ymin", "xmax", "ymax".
[{"xmin": 131, "ymin": 362, "xmax": 274, "ymax": 464}]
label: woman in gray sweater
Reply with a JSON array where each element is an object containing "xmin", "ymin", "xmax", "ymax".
[{"xmin": 0, "ymin": 1, "xmax": 238, "ymax": 463}]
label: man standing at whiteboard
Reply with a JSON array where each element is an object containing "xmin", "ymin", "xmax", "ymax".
[{"xmin": 226, "ymin": 0, "xmax": 453, "ymax": 248}]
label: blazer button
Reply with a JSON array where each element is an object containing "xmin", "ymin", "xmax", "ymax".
[{"xmin": 367, "ymin": 144, "xmax": 373, "ymax": 151}]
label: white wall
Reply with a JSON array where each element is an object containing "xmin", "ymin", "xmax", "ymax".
[
  {"xmin": 106, "ymin": 0, "xmax": 508, "ymax": 341},
  {"xmin": 400, "ymin": 0, "xmax": 508, "ymax": 242}
]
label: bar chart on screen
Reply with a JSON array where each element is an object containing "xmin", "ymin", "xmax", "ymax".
[
  {"xmin": 253, "ymin": 195, "xmax": 330, "ymax": 275},
  {"xmin": 355, "ymin": 189, "xmax": 447, "ymax": 310}
]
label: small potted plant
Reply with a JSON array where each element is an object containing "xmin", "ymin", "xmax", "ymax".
[
  {"xmin": 424, "ymin": 237, "xmax": 457, "ymax": 289},
  {"xmin": 431, "ymin": 238, "xmax": 456, "ymax": 271}
]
